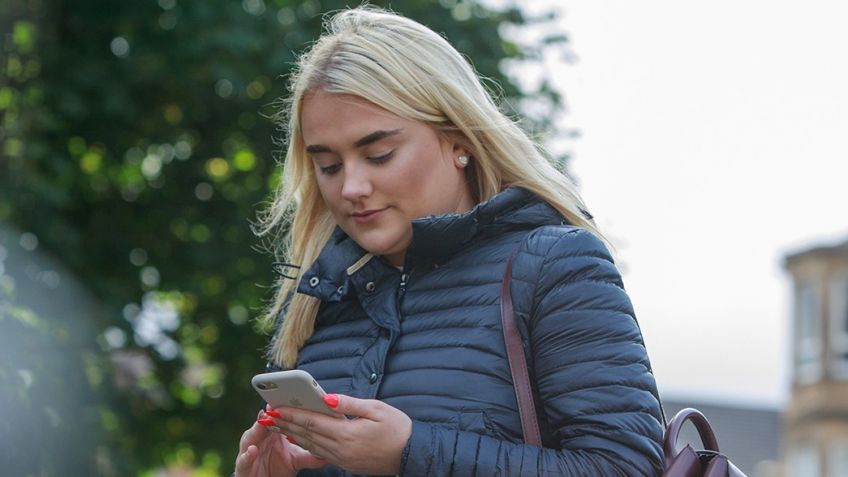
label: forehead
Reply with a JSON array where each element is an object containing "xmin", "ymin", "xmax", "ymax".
[{"xmin": 300, "ymin": 92, "xmax": 413, "ymax": 144}]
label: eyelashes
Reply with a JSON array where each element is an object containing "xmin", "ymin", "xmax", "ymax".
[
  {"xmin": 368, "ymin": 151, "xmax": 394, "ymax": 165},
  {"xmin": 318, "ymin": 150, "xmax": 395, "ymax": 176},
  {"xmin": 319, "ymin": 164, "xmax": 342, "ymax": 175}
]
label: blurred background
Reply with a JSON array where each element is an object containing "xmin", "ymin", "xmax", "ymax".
[{"xmin": 2, "ymin": 0, "xmax": 846, "ymax": 476}]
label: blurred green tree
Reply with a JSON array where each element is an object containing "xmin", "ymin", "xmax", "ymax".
[{"xmin": 0, "ymin": 0, "xmax": 571, "ymax": 474}]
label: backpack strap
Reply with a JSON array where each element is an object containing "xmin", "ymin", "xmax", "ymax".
[{"xmin": 501, "ymin": 246, "xmax": 542, "ymax": 446}]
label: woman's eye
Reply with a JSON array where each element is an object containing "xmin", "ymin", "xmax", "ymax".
[
  {"xmin": 367, "ymin": 151, "xmax": 394, "ymax": 164},
  {"xmin": 318, "ymin": 151, "xmax": 393, "ymax": 175},
  {"xmin": 319, "ymin": 164, "xmax": 342, "ymax": 175}
]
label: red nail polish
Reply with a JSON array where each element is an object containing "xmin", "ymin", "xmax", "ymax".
[
  {"xmin": 323, "ymin": 394, "xmax": 339, "ymax": 408},
  {"xmin": 286, "ymin": 436, "xmax": 298, "ymax": 444},
  {"xmin": 257, "ymin": 418, "xmax": 275, "ymax": 426},
  {"xmin": 265, "ymin": 410, "xmax": 281, "ymax": 418}
]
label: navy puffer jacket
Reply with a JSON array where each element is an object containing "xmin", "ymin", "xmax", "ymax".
[{"xmin": 272, "ymin": 187, "xmax": 664, "ymax": 476}]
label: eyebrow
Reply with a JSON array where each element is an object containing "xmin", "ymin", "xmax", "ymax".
[{"xmin": 305, "ymin": 128, "xmax": 402, "ymax": 154}]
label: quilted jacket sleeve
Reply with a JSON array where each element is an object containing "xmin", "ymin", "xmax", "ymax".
[{"xmin": 399, "ymin": 226, "xmax": 665, "ymax": 476}]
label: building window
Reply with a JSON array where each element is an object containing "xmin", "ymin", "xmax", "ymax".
[
  {"xmin": 828, "ymin": 440, "xmax": 848, "ymax": 477},
  {"xmin": 788, "ymin": 443, "xmax": 821, "ymax": 477},
  {"xmin": 795, "ymin": 281, "xmax": 822, "ymax": 384},
  {"xmin": 830, "ymin": 274, "xmax": 848, "ymax": 379}
]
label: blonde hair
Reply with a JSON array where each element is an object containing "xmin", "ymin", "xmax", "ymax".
[{"xmin": 256, "ymin": 5, "xmax": 600, "ymax": 368}]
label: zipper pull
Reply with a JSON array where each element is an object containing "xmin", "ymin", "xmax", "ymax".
[{"xmin": 397, "ymin": 272, "xmax": 410, "ymax": 322}]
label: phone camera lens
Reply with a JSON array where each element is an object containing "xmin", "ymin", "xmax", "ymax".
[{"xmin": 257, "ymin": 383, "xmax": 267, "ymax": 390}]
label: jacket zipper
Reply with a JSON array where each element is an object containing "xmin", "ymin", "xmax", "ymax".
[{"xmin": 396, "ymin": 272, "xmax": 409, "ymax": 321}]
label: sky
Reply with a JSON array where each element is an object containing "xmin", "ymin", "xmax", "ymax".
[{"xmin": 514, "ymin": 0, "xmax": 848, "ymax": 407}]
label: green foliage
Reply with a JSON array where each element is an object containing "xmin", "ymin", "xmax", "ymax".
[{"xmin": 0, "ymin": 0, "xmax": 568, "ymax": 474}]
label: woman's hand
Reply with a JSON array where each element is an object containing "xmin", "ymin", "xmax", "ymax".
[
  {"xmin": 270, "ymin": 394, "xmax": 413, "ymax": 476},
  {"xmin": 234, "ymin": 408, "xmax": 329, "ymax": 477}
]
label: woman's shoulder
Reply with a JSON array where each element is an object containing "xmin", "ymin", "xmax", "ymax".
[
  {"xmin": 519, "ymin": 224, "xmax": 613, "ymax": 268},
  {"xmin": 509, "ymin": 224, "xmax": 624, "ymax": 305}
]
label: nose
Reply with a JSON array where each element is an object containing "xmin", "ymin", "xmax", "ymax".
[{"xmin": 340, "ymin": 162, "xmax": 373, "ymax": 202}]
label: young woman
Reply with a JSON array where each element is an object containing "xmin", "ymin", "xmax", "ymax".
[{"xmin": 234, "ymin": 6, "xmax": 664, "ymax": 476}]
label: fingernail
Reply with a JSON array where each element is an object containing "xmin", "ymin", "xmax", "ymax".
[
  {"xmin": 323, "ymin": 394, "xmax": 339, "ymax": 408},
  {"xmin": 265, "ymin": 410, "xmax": 281, "ymax": 418},
  {"xmin": 286, "ymin": 436, "xmax": 298, "ymax": 444},
  {"xmin": 257, "ymin": 418, "xmax": 275, "ymax": 426}
]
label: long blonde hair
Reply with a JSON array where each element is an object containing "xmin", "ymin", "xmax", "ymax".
[{"xmin": 256, "ymin": 5, "xmax": 600, "ymax": 368}]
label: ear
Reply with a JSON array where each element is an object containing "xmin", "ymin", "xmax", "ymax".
[
  {"xmin": 435, "ymin": 128, "xmax": 472, "ymax": 168},
  {"xmin": 452, "ymin": 144, "xmax": 469, "ymax": 156},
  {"xmin": 446, "ymin": 136, "xmax": 471, "ymax": 169}
]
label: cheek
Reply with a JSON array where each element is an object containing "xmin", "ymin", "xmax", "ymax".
[
  {"xmin": 413, "ymin": 157, "xmax": 460, "ymax": 194},
  {"xmin": 315, "ymin": 177, "xmax": 344, "ymax": 211},
  {"xmin": 397, "ymin": 149, "xmax": 451, "ymax": 190}
]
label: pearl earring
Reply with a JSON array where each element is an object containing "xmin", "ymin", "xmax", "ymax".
[{"xmin": 457, "ymin": 155, "xmax": 469, "ymax": 167}]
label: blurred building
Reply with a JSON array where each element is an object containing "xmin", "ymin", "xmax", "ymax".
[
  {"xmin": 783, "ymin": 237, "xmax": 848, "ymax": 476},
  {"xmin": 661, "ymin": 235, "xmax": 848, "ymax": 477}
]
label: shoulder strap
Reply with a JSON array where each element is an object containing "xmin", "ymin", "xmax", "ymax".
[{"xmin": 501, "ymin": 247, "xmax": 543, "ymax": 446}]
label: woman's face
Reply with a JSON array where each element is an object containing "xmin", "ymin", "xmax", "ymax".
[{"xmin": 300, "ymin": 91, "xmax": 475, "ymax": 267}]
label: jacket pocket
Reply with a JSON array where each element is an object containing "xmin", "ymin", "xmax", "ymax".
[{"xmin": 456, "ymin": 409, "xmax": 494, "ymax": 436}]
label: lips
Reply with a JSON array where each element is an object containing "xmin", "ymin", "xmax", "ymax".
[{"xmin": 351, "ymin": 207, "xmax": 388, "ymax": 224}]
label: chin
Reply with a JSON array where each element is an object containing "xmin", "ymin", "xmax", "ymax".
[
  {"xmin": 360, "ymin": 241, "xmax": 401, "ymax": 258},
  {"xmin": 352, "ymin": 232, "xmax": 406, "ymax": 259}
]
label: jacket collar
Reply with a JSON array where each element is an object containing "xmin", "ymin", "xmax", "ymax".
[{"xmin": 296, "ymin": 186, "xmax": 564, "ymax": 301}]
